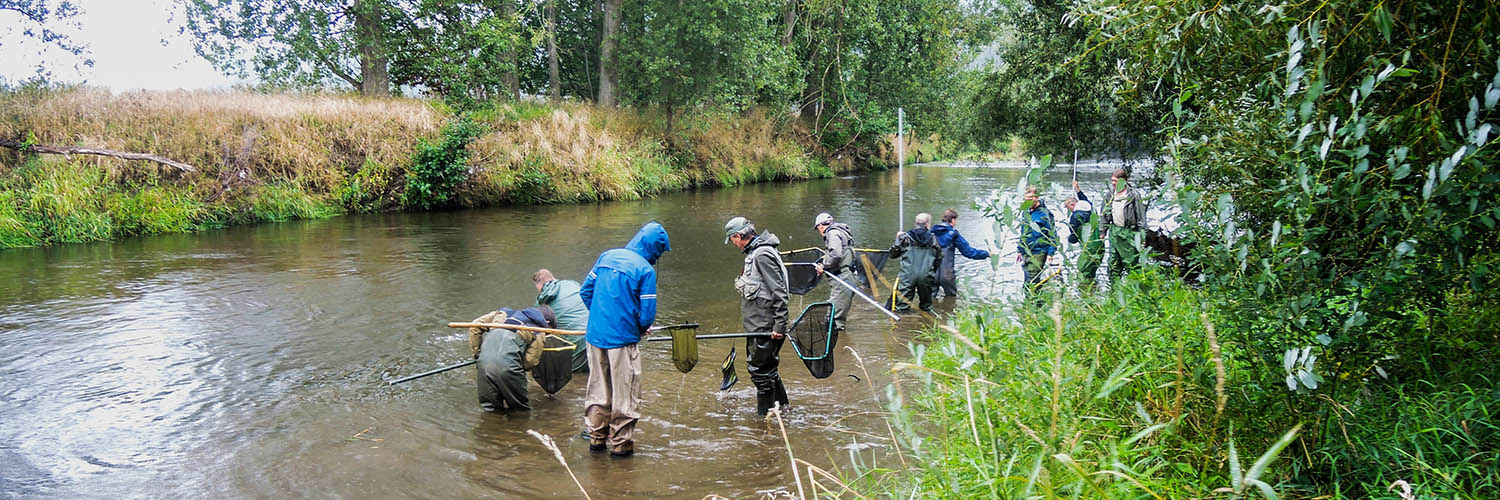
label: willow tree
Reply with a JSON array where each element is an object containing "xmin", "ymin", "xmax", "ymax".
[{"xmin": 180, "ymin": 0, "xmax": 401, "ymax": 96}]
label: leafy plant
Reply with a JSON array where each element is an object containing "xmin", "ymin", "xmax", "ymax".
[{"xmin": 403, "ymin": 115, "xmax": 484, "ymax": 210}]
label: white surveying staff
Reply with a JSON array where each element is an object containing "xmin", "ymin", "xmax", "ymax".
[{"xmin": 898, "ymin": 107, "xmax": 904, "ymax": 231}]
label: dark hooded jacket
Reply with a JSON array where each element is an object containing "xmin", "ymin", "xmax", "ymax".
[
  {"xmin": 889, "ymin": 226, "xmax": 942, "ymax": 285},
  {"xmin": 581, "ymin": 221, "xmax": 670, "ymax": 349},
  {"xmin": 1019, "ymin": 201, "xmax": 1058, "ymax": 257},
  {"xmin": 737, "ymin": 232, "xmax": 791, "ymax": 334}
]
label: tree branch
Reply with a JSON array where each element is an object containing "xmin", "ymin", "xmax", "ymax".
[{"xmin": 0, "ymin": 138, "xmax": 197, "ymax": 173}]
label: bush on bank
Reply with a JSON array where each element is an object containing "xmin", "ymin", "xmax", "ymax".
[{"xmin": 0, "ymin": 88, "xmax": 861, "ymax": 248}]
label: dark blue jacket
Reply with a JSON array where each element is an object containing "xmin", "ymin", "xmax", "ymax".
[
  {"xmin": 1018, "ymin": 202, "xmax": 1058, "ymax": 257},
  {"xmin": 581, "ymin": 222, "xmax": 670, "ymax": 349},
  {"xmin": 931, "ymin": 223, "xmax": 991, "ymax": 260},
  {"xmin": 1067, "ymin": 190, "xmax": 1093, "ymax": 244}
]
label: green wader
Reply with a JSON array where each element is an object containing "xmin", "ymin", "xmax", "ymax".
[{"xmin": 1107, "ymin": 227, "xmax": 1142, "ymax": 280}]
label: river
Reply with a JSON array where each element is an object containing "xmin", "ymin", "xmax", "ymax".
[{"xmin": 0, "ymin": 164, "xmax": 1116, "ymax": 498}]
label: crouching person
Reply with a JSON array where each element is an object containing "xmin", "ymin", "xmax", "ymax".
[{"xmin": 466, "ymin": 305, "xmax": 557, "ymax": 413}]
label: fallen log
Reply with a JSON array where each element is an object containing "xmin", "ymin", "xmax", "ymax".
[{"xmin": 0, "ymin": 138, "xmax": 197, "ymax": 173}]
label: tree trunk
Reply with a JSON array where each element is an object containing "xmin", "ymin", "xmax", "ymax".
[
  {"xmin": 597, "ymin": 0, "xmax": 621, "ymax": 107},
  {"xmin": 780, "ymin": 0, "xmax": 797, "ymax": 47},
  {"xmin": 354, "ymin": 0, "xmax": 390, "ymax": 97},
  {"xmin": 500, "ymin": 0, "xmax": 520, "ymax": 100},
  {"xmin": 548, "ymin": 0, "xmax": 561, "ymax": 101}
]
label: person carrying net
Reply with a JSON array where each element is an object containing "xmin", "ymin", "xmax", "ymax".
[{"xmin": 724, "ymin": 216, "xmax": 792, "ymax": 416}]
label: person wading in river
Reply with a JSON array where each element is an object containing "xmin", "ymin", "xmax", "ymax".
[
  {"xmin": 466, "ymin": 305, "xmax": 555, "ymax": 412},
  {"xmin": 1064, "ymin": 181, "xmax": 1103, "ymax": 290},
  {"xmin": 812, "ymin": 212, "xmax": 855, "ymax": 333},
  {"xmin": 1018, "ymin": 187, "xmax": 1059, "ymax": 304},
  {"xmin": 534, "ymin": 269, "xmax": 589, "ymax": 373},
  {"xmin": 931, "ymin": 208, "xmax": 991, "ymax": 299},
  {"xmin": 887, "ymin": 213, "xmax": 942, "ymax": 313},
  {"xmin": 725, "ymin": 216, "xmax": 791, "ymax": 416},
  {"xmin": 1101, "ymin": 168, "xmax": 1148, "ymax": 282},
  {"xmin": 580, "ymin": 221, "xmax": 670, "ymax": 458}
]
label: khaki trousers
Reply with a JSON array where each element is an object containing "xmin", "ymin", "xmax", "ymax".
[{"xmin": 584, "ymin": 343, "xmax": 641, "ymax": 448}]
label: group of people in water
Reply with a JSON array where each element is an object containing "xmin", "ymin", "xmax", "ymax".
[{"xmin": 458, "ymin": 167, "xmax": 1151, "ymax": 458}]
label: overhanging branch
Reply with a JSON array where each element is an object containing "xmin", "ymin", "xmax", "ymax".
[{"xmin": 1, "ymin": 138, "xmax": 197, "ymax": 173}]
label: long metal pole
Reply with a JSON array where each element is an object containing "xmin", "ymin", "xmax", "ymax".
[
  {"xmin": 897, "ymin": 107, "xmax": 904, "ymax": 230},
  {"xmin": 645, "ymin": 332, "xmax": 772, "ymax": 342},
  {"xmin": 389, "ymin": 359, "xmax": 476, "ymax": 385},
  {"xmin": 1072, "ymin": 148, "xmax": 1079, "ymax": 184},
  {"xmin": 822, "ymin": 271, "xmax": 902, "ymax": 321}
]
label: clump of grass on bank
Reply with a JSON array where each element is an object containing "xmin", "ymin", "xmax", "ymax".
[
  {"xmin": 1, "ymin": 88, "xmax": 864, "ymax": 248},
  {"xmin": 855, "ymin": 270, "xmax": 1497, "ymax": 499}
]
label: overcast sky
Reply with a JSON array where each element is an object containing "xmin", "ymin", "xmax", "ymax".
[{"xmin": 1, "ymin": 0, "xmax": 239, "ymax": 90}]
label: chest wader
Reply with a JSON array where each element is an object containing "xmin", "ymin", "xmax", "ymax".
[
  {"xmin": 736, "ymin": 245, "xmax": 790, "ymax": 415},
  {"xmin": 824, "ymin": 227, "xmax": 857, "ymax": 331}
]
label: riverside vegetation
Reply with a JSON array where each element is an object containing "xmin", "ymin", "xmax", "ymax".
[{"xmin": 0, "ymin": 87, "xmax": 889, "ymax": 248}]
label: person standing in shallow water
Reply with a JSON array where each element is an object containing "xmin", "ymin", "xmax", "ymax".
[
  {"xmin": 931, "ymin": 208, "xmax": 991, "ymax": 298},
  {"xmin": 887, "ymin": 213, "xmax": 942, "ymax": 313},
  {"xmin": 1064, "ymin": 181, "xmax": 1103, "ymax": 290},
  {"xmin": 533, "ymin": 268, "xmax": 590, "ymax": 373},
  {"xmin": 724, "ymin": 216, "xmax": 791, "ymax": 416},
  {"xmin": 1101, "ymin": 168, "xmax": 1148, "ymax": 282},
  {"xmin": 580, "ymin": 221, "xmax": 670, "ymax": 458},
  {"xmin": 1018, "ymin": 187, "xmax": 1058, "ymax": 303},
  {"xmin": 812, "ymin": 212, "xmax": 855, "ymax": 333}
]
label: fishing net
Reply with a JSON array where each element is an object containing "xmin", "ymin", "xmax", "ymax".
[
  {"xmin": 780, "ymin": 248, "xmax": 825, "ymax": 295},
  {"xmin": 786, "ymin": 302, "xmax": 837, "ymax": 379},
  {"xmin": 531, "ymin": 335, "xmax": 575, "ymax": 395},
  {"xmin": 670, "ymin": 327, "xmax": 699, "ymax": 374},
  {"xmin": 851, "ymin": 249, "xmax": 890, "ymax": 289}
]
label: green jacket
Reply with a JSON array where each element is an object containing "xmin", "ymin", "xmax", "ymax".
[
  {"xmin": 1102, "ymin": 186, "xmax": 1148, "ymax": 232},
  {"xmin": 537, "ymin": 279, "xmax": 590, "ymax": 372},
  {"xmin": 889, "ymin": 226, "xmax": 942, "ymax": 288}
]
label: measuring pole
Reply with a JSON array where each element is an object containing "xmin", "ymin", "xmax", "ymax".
[
  {"xmin": 897, "ymin": 107, "xmax": 904, "ymax": 230},
  {"xmin": 1072, "ymin": 148, "xmax": 1079, "ymax": 184}
]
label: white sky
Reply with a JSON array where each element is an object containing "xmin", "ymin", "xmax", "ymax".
[{"xmin": 1, "ymin": 0, "xmax": 240, "ymax": 90}]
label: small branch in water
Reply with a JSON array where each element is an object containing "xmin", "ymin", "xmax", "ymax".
[
  {"xmin": 349, "ymin": 427, "xmax": 383, "ymax": 442},
  {"xmin": 0, "ymin": 138, "xmax": 197, "ymax": 172},
  {"xmin": 526, "ymin": 430, "xmax": 591, "ymax": 500}
]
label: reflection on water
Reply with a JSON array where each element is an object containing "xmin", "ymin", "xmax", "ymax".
[{"xmin": 0, "ymin": 165, "xmax": 1114, "ymax": 498}]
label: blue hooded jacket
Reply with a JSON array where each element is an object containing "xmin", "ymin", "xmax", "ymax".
[
  {"xmin": 580, "ymin": 221, "xmax": 670, "ymax": 349},
  {"xmin": 1018, "ymin": 202, "xmax": 1058, "ymax": 257},
  {"xmin": 931, "ymin": 223, "xmax": 991, "ymax": 260}
]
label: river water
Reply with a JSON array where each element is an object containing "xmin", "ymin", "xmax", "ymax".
[{"xmin": 1, "ymin": 165, "xmax": 1115, "ymax": 498}]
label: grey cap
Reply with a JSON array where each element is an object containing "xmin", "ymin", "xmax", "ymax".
[
  {"xmin": 813, "ymin": 212, "xmax": 833, "ymax": 228},
  {"xmin": 723, "ymin": 216, "xmax": 753, "ymax": 244}
]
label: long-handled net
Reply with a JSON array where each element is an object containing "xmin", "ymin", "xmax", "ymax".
[
  {"xmin": 786, "ymin": 302, "xmax": 837, "ymax": 378},
  {"xmin": 644, "ymin": 303, "xmax": 837, "ymax": 378},
  {"xmin": 780, "ymin": 247, "xmax": 890, "ymax": 295}
]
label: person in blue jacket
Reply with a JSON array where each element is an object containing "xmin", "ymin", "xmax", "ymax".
[
  {"xmin": 1065, "ymin": 180, "xmax": 1103, "ymax": 289},
  {"xmin": 579, "ymin": 221, "xmax": 670, "ymax": 458},
  {"xmin": 931, "ymin": 208, "xmax": 991, "ymax": 298},
  {"xmin": 1017, "ymin": 187, "xmax": 1058, "ymax": 303}
]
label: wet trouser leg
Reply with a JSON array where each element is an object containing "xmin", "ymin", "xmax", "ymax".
[
  {"xmin": 1022, "ymin": 254, "xmax": 1047, "ymax": 305},
  {"xmin": 746, "ymin": 335, "xmax": 789, "ymax": 415},
  {"xmin": 1077, "ymin": 239, "xmax": 1103, "ymax": 291},
  {"xmin": 477, "ymin": 330, "xmax": 530, "ymax": 412},
  {"xmin": 914, "ymin": 275, "xmax": 937, "ymax": 311},
  {"xmin": 827, "ymin": 268, "xmax": 856, "ymax": 331},
  {"xmin": 937, "ymin": 253, "xmax": 958, "ymax": 297},
  {"xmin": 584, "ymin": 343, "xmax": 641, "ymax": 449},
  {"xmin": 1107, "ymin": 228, "xmax": 1141, "ymax": 281}
]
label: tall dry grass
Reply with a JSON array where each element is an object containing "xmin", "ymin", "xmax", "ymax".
[{"xmin": 1, "ymin": 88, "xmax": 854, "ymax": 247}]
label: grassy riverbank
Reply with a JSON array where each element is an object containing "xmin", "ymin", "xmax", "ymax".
[
  {"xmin": 843, "ymin": 270, "xmax": 1497, "ymax": 499},
  {"xmin": 0, "ymin": 88, "xmax": 887, "ymax": 248}
]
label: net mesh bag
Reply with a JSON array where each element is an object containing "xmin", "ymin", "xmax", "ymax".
[
  {"xmin": 670, "ymin": 327, "xmax": 699, "ymax": 374},
  {"xmin": 780, "ymin": 249, "xmax": 825, "ymax": 295},
  {"xmin": 787, "ymin": 302, "xmax": 837, "ymax": 379},
  {"xmin": 531, "ymin": 335, "xmax": 575, "ymax": 395}
]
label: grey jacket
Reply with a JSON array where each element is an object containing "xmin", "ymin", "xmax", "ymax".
[
  {"xmin": 736, "ymin": 232, "xmax": 791, "ymax": 334},
  {"xmin": 1102, "ymin": 186, "xmax": 1148, "ymax": 231},
  {"xmin": 819, "ymin": 223, "xmax": 855, "ymax": 272}
]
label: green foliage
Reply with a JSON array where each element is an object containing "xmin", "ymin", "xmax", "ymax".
[
  {"xmin": 335, "ymin": 159, "xmax": 397, "ymax": 213},
  {"xmin": 107, "ymin": 185, "xmax": 203, "ymax": 236},
  {"xmin": 248, "ymin": 182, "xmax": 333, "ymax": 222},
  {"xmin": 403, "ymin": 115, "xmax": 484, "ymax": 210},
  {"xmin": 884, "ymin": 273, "xmax": 1303, "ymax": 498}
]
